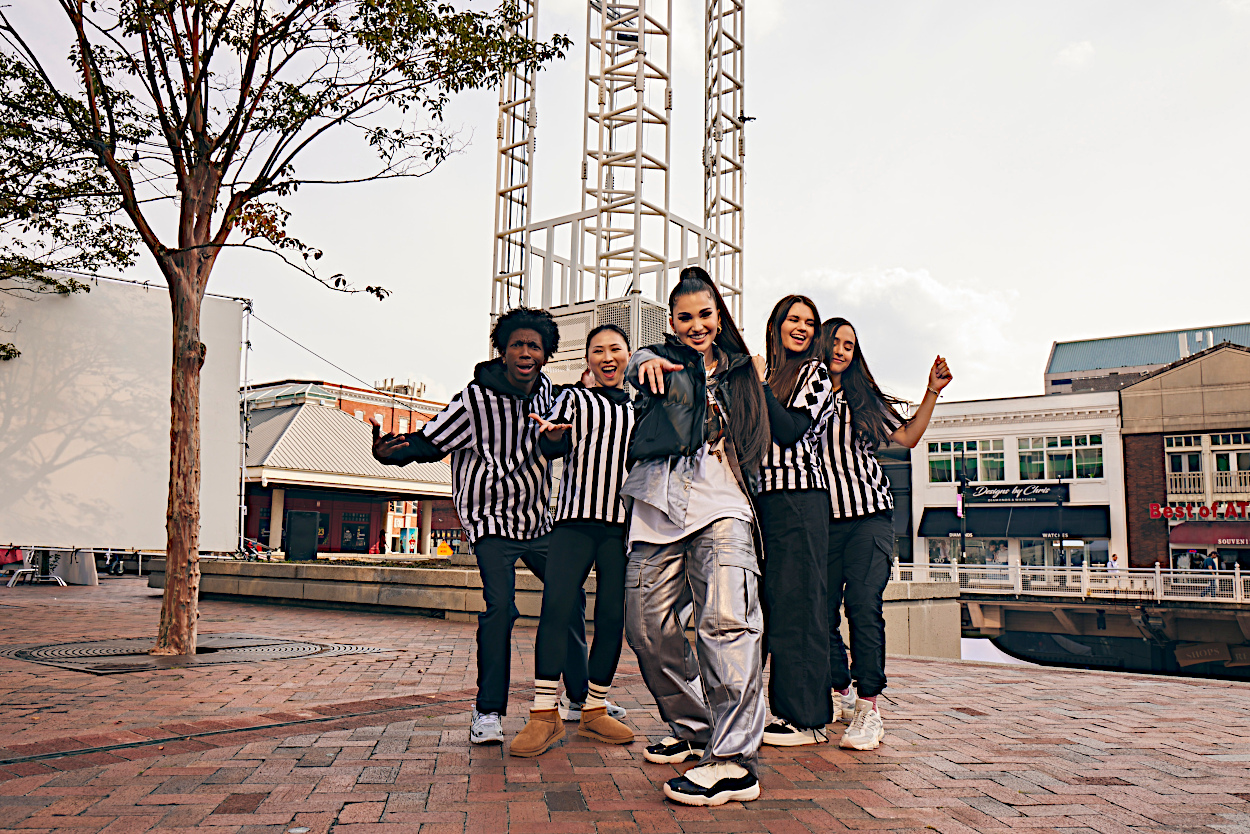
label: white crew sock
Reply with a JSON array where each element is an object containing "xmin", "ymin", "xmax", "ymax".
[
  {"xmin": 533, "ymin": 679, "xmax": 559, "ymax": 712},
  {"xmin": 583, "ymin": 682, "xmax": 610, "ymax": 711}
]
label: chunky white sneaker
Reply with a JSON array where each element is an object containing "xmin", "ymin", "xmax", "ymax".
[
  {"xmin": 839, "ymin": 700, "xmax": 884, "ymax": 751},
  {"xmin": 834, "ymin": 685, "xmax": 858, "ymax": 723},
  {"xmin": 643, "ymin": 736, "xmax": 705, "ymax": 764},
  {"xmin": 470, "ymin": 709, "xmax": 504, "ymax": 744},
  {"xmin": 663, "ymin": 762, "xmax": 759, "ymax": 806},
  {"xmin": 762, "ymin": 718, "xmax": 829, "ymax": 747},
  {"xmin": 558, "ymin": 693, "xmax": 626, "ymax": 721}
]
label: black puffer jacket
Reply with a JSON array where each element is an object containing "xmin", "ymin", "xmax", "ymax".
[{"xmin": 627, "ymin": 335, "xmax": 754, "ymax": 463}]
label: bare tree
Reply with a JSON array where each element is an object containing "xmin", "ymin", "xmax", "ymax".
[{"xmin": 0, "ymin": 1, "xmax": 568, "ymax": 654}]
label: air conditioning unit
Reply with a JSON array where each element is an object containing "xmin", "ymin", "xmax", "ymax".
[{"xmin": 545, "ymin": 294, "xmax": 670, "ymax": 385}]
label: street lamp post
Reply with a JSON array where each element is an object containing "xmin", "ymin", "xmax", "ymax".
[{"xmin": 957, "ymin": 446, "xmax": 969, "ymax": 564}]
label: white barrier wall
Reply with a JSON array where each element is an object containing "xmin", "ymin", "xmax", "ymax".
[{"xmin": 0, "ymin": 278, "xmax": 243, "ymax": 551}]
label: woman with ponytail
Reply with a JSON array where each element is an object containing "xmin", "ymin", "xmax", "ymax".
[
  {"xmin": 621, "ymin": 266, "xmax": 770, "ymax": 806},
  {"xmin": 817, "ymin": 318, "xmax": 952, "ymax": 751}
]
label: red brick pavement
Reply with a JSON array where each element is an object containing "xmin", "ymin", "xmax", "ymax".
[{"xmin": 1, "ymin": 577, "xmax": 1249, "ymax": 833}]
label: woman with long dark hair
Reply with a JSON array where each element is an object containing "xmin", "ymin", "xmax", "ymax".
[
  {"xmin": 817, "ymin": 317, "xmax": 951, "ymax": 751},
  {"xmin": 753, "ymin": 295, "xmax": 842, "ymax": 747},
  {"xmin": 510, "ymin": 324, "xmax": 636, "ymax": 757},
  {"xmin": 622, "ymin": 265, "xmax": 771, "ymax": 806}
]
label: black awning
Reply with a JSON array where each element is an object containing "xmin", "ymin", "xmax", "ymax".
[{"xmin": 918, "ymin": 505, "xmax": 1111, "ymax": 539}]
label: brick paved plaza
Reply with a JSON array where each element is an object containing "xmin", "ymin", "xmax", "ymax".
[{"xmin": 1, "ymin": 578, "xmax": 1249, "ymax": 833}]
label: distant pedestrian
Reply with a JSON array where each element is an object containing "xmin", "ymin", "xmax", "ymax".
[
  {"xmin": 1107, "ymin": 553, "xmax": 1121, "ymax": 573},
  {"xmin": 1200, "ymin": 550, "xmax": 1219, "ymax": 598}
]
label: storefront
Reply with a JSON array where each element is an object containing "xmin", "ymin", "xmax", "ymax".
[{"xmin": 911, "ymin": 391, "xmax": 1127, "ymax": 568}]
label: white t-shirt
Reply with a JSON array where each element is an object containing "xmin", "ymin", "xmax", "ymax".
[{"xmin": 629, "ymin": 438, "xmax": 754, "ymax": 545}]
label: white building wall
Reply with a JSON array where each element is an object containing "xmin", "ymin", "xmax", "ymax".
[{"xmin": 910, "ymin": 391, "xmax": 1126, "ymax": 565}]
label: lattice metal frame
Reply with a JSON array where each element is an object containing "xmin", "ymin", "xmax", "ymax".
[
  {"xmin": 491, "ymin": 0, "xmax": 540, "ymax": 320},
  {"xmin": 703, "ymin": 0, "xmax": 745, "ymax": 322}
]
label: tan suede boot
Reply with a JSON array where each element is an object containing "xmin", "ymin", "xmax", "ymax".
[
  {"xmin": 509, "ymin": 708, "xmax": 565, "ymax": 757},
  {"xmin": 577, "ymin": 706, "xmax": 634, "ymax": 745}
]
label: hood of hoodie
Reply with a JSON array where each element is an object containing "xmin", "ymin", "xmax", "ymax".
[
  {"xmin": 474, "ymin": 357, "xmax": 547, "ymax": 400},
  {"xmin": 590, "ymin": 384, "xmax": 631, "ymax": 404}
]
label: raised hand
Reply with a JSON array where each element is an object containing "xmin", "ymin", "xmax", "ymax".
[
  {"xmin": 929, "ymin": 355, "xmax": 953, "ymax": 393},
  {"xmin": 638, "ymin": 357, "xmax": 684, "ymax": 395},
  {"xmin": 371, "ymin": 415, "xmax": 410, "ymax": 461},
  {"xmin": 751, "ymin": 353, "xmax": 768, "ymax": 382},
  {"xmin": 529, "ymin": 412, "xmax": 573, "ymax": 441}
]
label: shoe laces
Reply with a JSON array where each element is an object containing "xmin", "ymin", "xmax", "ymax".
[
  {"xmin": 473, "ymin": 710, "xmax": 502, "ymax": 729},
  {"xmin": 848, "ymin": 707, "xmax": 872, "ymax": 733}
]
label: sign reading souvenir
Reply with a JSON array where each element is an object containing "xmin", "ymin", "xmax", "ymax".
[{"xmin": 963, "ymin": 483, "xmax": 1070, "ymax": 504}]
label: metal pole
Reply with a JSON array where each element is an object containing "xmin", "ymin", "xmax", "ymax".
[{"xmin": 958, "ymin": 447, "xmax": 967, "ymax": 563}]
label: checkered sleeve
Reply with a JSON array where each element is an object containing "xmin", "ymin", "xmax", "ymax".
[{"xmin": 789, "ymin": 360, "xmax": 834, "ymax": 422}]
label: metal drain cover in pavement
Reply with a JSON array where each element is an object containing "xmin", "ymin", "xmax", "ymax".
[{"xmin": 0, "ymin": 633, "xmax": 390, "ymax": 674}]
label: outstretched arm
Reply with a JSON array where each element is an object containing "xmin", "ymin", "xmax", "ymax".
[
  {"xmin": 763, "ymin": 385, "xmax": 813, "ymax": 447},
  {"xmin": 889, "ymin": 356, "xmax": 953, "ymax": 449},
  {"xmin": 371, "ymin": 417, "xmax": 449, "ymax": 464}
]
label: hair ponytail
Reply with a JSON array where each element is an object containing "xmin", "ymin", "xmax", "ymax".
[{"xmin": 669, "ymin": 267, "xmax": 771, "ymax": 471}]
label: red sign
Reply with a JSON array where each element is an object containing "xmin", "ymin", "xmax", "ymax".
[{"xmin": 1150, "ymin": 501, "xmax": 1249, "ymax": 520}]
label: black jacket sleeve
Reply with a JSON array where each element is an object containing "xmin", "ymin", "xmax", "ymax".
[
  {"xmin": 378, "ymin": 432, "xmax": 447, "ymax": 465},
  {"xmin": 538, "ymin": 433, "xmax": 572, "ymax": 460},
  {"xmin": 764, "ymin": 385, "xmax": 813, "ymax": 447}
]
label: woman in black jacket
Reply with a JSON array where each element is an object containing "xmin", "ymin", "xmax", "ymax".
[{"xmin": 621, "ymin": 266, "xmax": 772, "ymax": 807}]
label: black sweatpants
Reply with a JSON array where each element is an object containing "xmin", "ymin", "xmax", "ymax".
[
  {"xmin": 535, "ymin": 521, "xmax": 627, "ymax": 689},
  {"xmin": 759, "ymin": 489, "xmax": 832, "ymax": 729},
  {"xmin": 474, "ymin": 534, "xmax": 588, "ymax": 715},
  {"xmin": 827, "ymin": 511, "xmax": 894, "ymax": 698}
]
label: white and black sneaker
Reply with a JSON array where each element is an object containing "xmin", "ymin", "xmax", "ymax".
[
  {"xmin": 762, "ymin": 718, "xmax": 829, "ymax": 747},
  {"xmin": 663, "ymin": 762, "xmax": 760, "ymax": 806},
  {"xmin": 558, "ymin": 693, "xmax": 627, "ymax": 721},
  {"xmin": 835, "ymin": 685, "xmax": 858, "ymax": 723},
  {"xmin": 643, "ymin": 736, "xmax": 705, "ymax": 764},
  {"xmin": 469, "ymin": 709, "xmax": 504, "ymax": 745}
]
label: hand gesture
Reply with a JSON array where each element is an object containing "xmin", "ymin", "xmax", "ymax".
[
  {"xmin": 638, "ymin": 357, "xmax": 684, "ymax": 395},
  {"xmin": 751, "ymin": 353, "xmax": 768, "ymax": 382},
  {"xmin": 371, "ymin": 415, "xmax": 410, "ymax": 461},
  {"xmin": 928, "ymin": 355, "xmax": 953, "ymax": 393},
  {"xmin": 529, "ymin": 413, "xmax": 573, "ymax": 441},
  {"xmin": 580, "ymin": 368, "xmax": 596, "ymax": 388}
]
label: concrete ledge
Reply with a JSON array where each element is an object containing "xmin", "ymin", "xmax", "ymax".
[{"xmin": 147, "ymin": 559, "xmax": 960, "ymax": 658}]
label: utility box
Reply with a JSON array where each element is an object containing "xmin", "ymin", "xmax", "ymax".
[
  {"xmin": 545, "ymin": 294, "xmax": 669, "ymax": 384},
  {"xmin": 286, "ymin": 511, "xmax": 320, "ymax": 561}
]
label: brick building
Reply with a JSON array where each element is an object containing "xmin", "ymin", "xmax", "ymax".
[
  {"xmin": 1119, "ymin": 343, "xmax": 1250, "ymax": 569},
  {"xmin": 242, "ymin": 381, "xmax": 461, "ymax": 556}
]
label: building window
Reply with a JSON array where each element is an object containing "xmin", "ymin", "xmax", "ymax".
[
  {"xmin": 1020, "ymin": 435, "xmax": 1102, "ymax": 480},
  {"xmin": 354, "ymin": 409, "xmax": 365, "ymax": 420},
  {"xmin": 1211, "ymin": 433, "xmax": 1249, "ymax": 445},
  {"xmin": 1214, "ymin": 451, "xmax": 1250, "ymax": 493},
  {"xmin": 927, "ymin": 439, "xmax": 1003, "ymax": 483},
  {"xmin": 1165, "ymin": 434, "xmax": 1202, "ymax": 448},
  {"xmin": 398, "ymin": 418, "xmax": 409, "ymax": 433}
]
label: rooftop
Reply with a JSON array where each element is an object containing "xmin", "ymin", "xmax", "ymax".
[{"xmin": 1046, "ymin": 322, "xmax": 1250, "ymax": 375}]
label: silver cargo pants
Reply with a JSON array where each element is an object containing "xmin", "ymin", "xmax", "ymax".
[{"xmin": 625, "ymin": 517, "xmax": 765, "ymax": 774}]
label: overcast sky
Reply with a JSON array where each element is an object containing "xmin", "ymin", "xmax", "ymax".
[{"xmin": 28, "ymin": 1, "xmax": 1250, "ymax": 404}]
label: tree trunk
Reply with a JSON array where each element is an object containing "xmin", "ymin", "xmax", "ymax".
[{"xmin": 152, "ymin": 269, "xmax": 206, "ymax": 656}]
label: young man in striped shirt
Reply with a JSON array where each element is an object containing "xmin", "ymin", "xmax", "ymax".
[{"xmin": 371, "ymin": 307, "xmax": 590, "ymax": 745}]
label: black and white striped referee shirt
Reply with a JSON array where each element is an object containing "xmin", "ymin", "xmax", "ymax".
[
  {"xmin": 545, "ymin": 386, "xmax": 634, "ymax": 525},
  {"xmin": 818, "ymin": 391, "xmax": 904, "ymax": 519},
  {"xmin": 759, "ymin": 360, "xmax": 835, "ymax": 493},
  {"xmin": 412, "ymin": 361, "xmax": 555, "ymax": 543}
]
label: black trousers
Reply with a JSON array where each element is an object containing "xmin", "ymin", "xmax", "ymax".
[
  {"xmin": 759, "ymin": 489, "xmax": 832, "ymax": 729},
  {"xmin": 827, "ymin": 511, "xmax": 894, "ymax": 698},
  {"xmin": 535, "ymin": 521, "xmax": 627, "ymax": 688},
  {"xmin": 474, "ymin": 534, "xmax": 588, "ymax": 715}
]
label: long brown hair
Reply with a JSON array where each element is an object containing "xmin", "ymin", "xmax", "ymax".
[
  {"xmin": 668, "ymin": 266, "xmax": 771, "ymax": 471},
  {"xmin": 765, "ymin": 294, "xmax": 822, "ymax": 404},
  {"xmin": 818, "ymin": 317, "xmax": 908, "ymax": 446}
]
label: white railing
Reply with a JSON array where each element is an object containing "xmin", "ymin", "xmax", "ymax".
[
  {"xmin": 1213, "ymin": 470, "xmax": 1250, "ymax": 493},
  {"xmin": 1167, "ymin": 471, "xmax": 1205, "ymax": 495},
  {"xmin": 891, "ymin": 562, "xmax": 1249, "ymax": 604}
]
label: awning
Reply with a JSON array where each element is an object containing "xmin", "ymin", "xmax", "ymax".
[
  {"xmin": 918, "ymin": 505, "xmax": 1111, "ymax": 539},
  {"xmin": 1170, "ymin": 522, "xmax": 1250, "ymax": 548}
]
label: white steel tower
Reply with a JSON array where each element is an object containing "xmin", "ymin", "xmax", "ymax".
[{"xmin": 491, "ymin": 0, "xmax": 747, "ymax": 381}]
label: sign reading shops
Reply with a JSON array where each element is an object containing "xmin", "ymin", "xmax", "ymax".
[{"xmin": 963, "ymin": 483, "xmax": 1069, "ymax": 504}]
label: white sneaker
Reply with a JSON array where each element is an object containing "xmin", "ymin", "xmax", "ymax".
[
  {"xmin": 839, "ymin": 699, "xmax": 884, "ymax": 751},
  {"xmin": 762, "ymin": 718, "xmax": 829, "ymax": 747},
  {"xmin": 834, "ymin": 685, "xmax": 858, "ymax": 722},
  {"xmin": 558, "ymin": 693, "xmax": 626, "ymax": 721},
  {"xmin": 470, "ymin": 709, "xmax": 504, "ymax": 744}
]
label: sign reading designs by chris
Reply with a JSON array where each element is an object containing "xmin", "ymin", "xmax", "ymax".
[{"xmin": 963, "ymin": 484, "xmax": 1070, "ymax": 504}]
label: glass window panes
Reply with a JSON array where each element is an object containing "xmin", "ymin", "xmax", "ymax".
[
  {"xmin": 1165, "ymin": 435, "xmax": 1201, "ymax": 447},
  {"xmin": 1020, "ymin": 450, "xmax": 1045, "ymax": 480},
  {"xmin": 1075, "ymin": 448, "xmax": 1103, "ymax": 479},
  {"xmin": 1211, "ymin": 434, "xmax": 1247, "ymax": 445},
  {"xmin": 1217, "ymin": 453, "xmax": 1231, "ymax": 473},
  {"xmin": 1239, "ymin": 452, "xmax": 1250, "ymax": 471},
  {"xmin": 1048, "ymin": 451, "xmax": 1074, "ymax": 480},
  {"xmin": 928, "ymin": 439, "xmax": 1006, "ymax": 483},
  {"xmin": 1021, "ymin": 434, "xmax": 1105, "ymax": 479}
]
